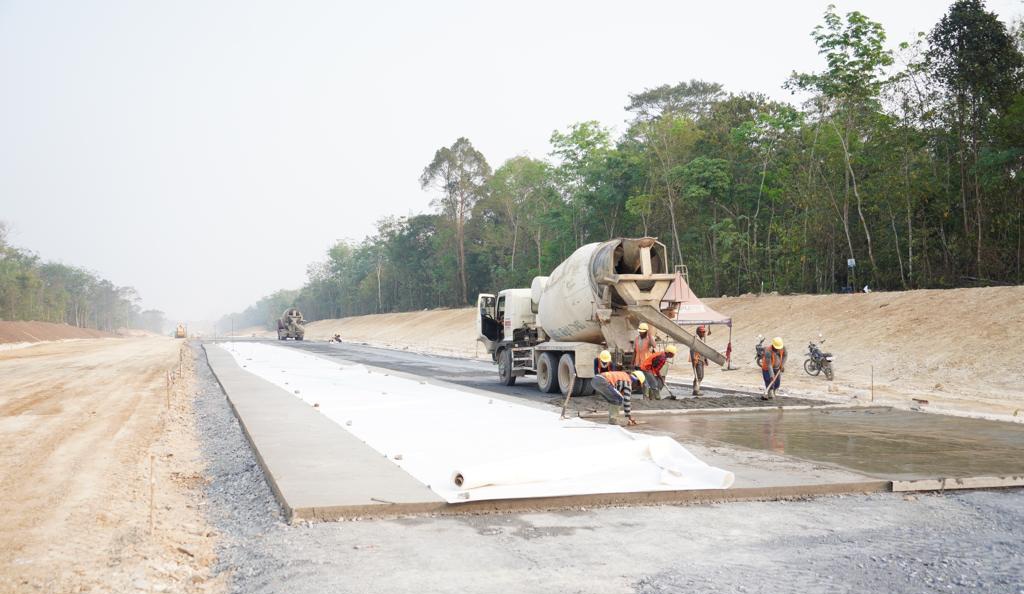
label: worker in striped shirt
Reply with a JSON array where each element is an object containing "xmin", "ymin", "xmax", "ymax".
[{"xmin": 591, "ymin": 370, "xmax": 645, "ymax": 426}]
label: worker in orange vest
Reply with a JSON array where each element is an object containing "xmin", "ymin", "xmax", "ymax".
[
  {"xmin": 632, "ymin": 322, "xmax": 657, "ymax": 366},
  {"xmin": 761, "ymin": 336, "xmax": 787, "ymax": 400},
  {"xmin": 639, "ymin": 345, "xmax": 677, "ymax": 399},
  {"xmin": 593, "ymin": 350, "xmax": 618, "ymax": 374},
  {"xmin": 592, "ymin": 370, "xmax": 645, "ymax": 425},
  {"xmin": 690, "ymin": 325, "xmax": 709, "ymax": 396}
]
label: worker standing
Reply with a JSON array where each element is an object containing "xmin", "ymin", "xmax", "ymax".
[
  {"xmin": 592, "ymin": 370, "xmax": 645, "ymax": 426},
  {"xmin": 639, "ymin": 345, "xmax": 677, "ymax": 399},
  {"xmin": 761, "ymin": 336, "xmax": 786, "ymax": 400},
  {"xmin": 690, "ymin": 325, "xmax": 709, "ymax": 396},
  {"xmin": 593, "ymin": 350, "xmax": 617, "ymax": 374},
  {"xmin": 632, "ymin": 322, "xmax": 657, "ymax": 367}
]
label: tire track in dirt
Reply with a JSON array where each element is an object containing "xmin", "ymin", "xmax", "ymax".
[{"xmin": 0, "ymin": 337, "xmax": 223, "ymax": 593}]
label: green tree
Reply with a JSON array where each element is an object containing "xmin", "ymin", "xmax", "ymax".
[{"xmin": 420, "ymin": 138, "xmax": 492, "ymax": 304}]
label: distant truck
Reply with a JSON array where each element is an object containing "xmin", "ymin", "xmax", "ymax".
[
  {"xmin": 476, "ymin": 237, "xmax": 725, "ymax": 396},
  {"xmin": 277, "ymin": 308, "xmax": 306, "ymax": 341},
  {"xmin": 174, "ymin": 323, "xmax": 187, "ymax": 339}
]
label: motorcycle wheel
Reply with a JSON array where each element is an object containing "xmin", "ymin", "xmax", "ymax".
[
  {"xmin": 803, "ymin": 359, "xmax": 820, "ymax": 376},
  {"xmin": 823, "ymin": 364, "xmax": 834, "ymax": 381}
]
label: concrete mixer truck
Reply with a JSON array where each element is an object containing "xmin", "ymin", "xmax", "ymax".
[
  {"xmin": 277, "ymin": 308, "xmax": 306, "ymax": 341},
  {"xmin": 476, "ymin": 237, "xmax": 725, "ymax": 396}
]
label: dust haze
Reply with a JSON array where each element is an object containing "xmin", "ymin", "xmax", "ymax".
[{"xmin": 4, "ymin": 0, "xmax": 1018, "ymax": 323}]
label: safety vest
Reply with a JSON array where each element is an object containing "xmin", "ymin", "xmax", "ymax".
[
  {"xmin": 633, "ymin": 334, "xmax": 654, "ymax": 365},
  {"xmin": 599, "ymin": 371, "xmax": 634, "ymax": 395},
  {"xmin": 600, "ymin": 370, "xmax": 633, "ymax": 385},
  {"xmin": 639, "ymin": 351, "xmax": 667, "ymax": 374},
  {"xmin": 761, "ymin": 347, "xmax": 785, "ymax": 371}
]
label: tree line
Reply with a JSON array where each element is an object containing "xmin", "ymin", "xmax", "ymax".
[
  {"xmin": 0, "ymin": 222, "xmax": 165, "ymax": 333},
  {"xmin": 222, "ymin": 1, "xmax": 1024, "ymax": 331}
]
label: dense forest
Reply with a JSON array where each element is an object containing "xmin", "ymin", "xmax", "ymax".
[
  {"xmin": 0, "ymin": 222, "xmax": 166, "ymax": 333},
  {"xmin": 222, "ymin": 2, "xmax": 1024, "ymax": 331}
]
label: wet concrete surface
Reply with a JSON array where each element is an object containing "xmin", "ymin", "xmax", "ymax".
[
  {"xmin": 635, "ymin": 407, "xmax": 1024, "ymax": 480},
  {"xmin": 259, "ymin": 339, "xmax": 823, "ymax": 410}
]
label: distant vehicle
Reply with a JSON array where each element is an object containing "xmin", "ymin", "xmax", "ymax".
[
  {"xmin": 277, "ymin": 308, "xmax": 306, "ymax": 341},
  {"xmin": 754, "ymin": 334, "xmax": 766, "ymax": 367},
  {"xmin": 174, "ymin": 323, "xmax": 187, "ymax": 339},
  {"xmin": 804, "ymin": 336, "xmax": 835, "ymax": 380},
  {"xmin": 476, "ymin": 237, "xmax": 725, "ymax": 396}
]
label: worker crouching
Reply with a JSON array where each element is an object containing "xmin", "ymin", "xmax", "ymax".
[
  {"xmin": 761, "ymin": 336, "xmax": 786, "ymax": 400},
  {"xmin": 592, "ymin": 370, "xmax": 645, "ymax": 426},
  {"xmin": 594, "ymin": 349, "xmax": 618, "ymax": 374}
]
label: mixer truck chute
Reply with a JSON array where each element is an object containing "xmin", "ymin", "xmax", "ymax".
[{"xmin": 476, "ymin": 237, "xmax": 726, "ymax": 396}]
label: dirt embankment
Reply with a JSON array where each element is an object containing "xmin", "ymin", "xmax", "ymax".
[
  {"xmin": 0, "ymin": 338, "xmax": 223, "ymax": 593},
  {"xmin": 0, "ymin": 320, "xmax": 115, "ymax": 344},
  {"xmin": 304, "ymin": 286, "xmax": 1024, "ymax": 419}
]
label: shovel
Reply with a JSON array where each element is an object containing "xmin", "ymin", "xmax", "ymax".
[{"xmin": 560, "ymin": 370, "xmax": 577, "ymax": 419}]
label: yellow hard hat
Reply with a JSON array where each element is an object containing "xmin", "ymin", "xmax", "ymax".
[
  {"xmin": 638, "ymin": 322, "xmax": 649, "ymax": 332},
  {"xmin": 599, "ymin": 350, "xmax": 612, "ymax": 363},
  {"xmin": 632, "ymin": 370, "xmax": 646, "ymax": 384},
  {"xmin": 772, "ymin": 337, "xmax": 784, "ymax": 349},
  {"xmin": 665, "ymin": 344, "xmax": 678, "ymax": 357}
]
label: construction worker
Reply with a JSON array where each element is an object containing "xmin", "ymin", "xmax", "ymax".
[
  {"xmin": 592, "ymin": 370, "xmax": 645, "ymax": 426},
  {"xmin": 761, "ymin": 336, "xmax": 786, "ymax": 400},
  {"xmin": 639, "ymin": 345, "xmax": 677, "ymax": 400},
  {"xmin": 632, "ymin": 322, "xmax": 657, "ymax": 366},
  {"xmin": 594, "ymin": 350, "xmax": 617, "ymax": 374},
  {"xmin": 690, "ymin": 326, "xmax": 709, "ymax": 396}
]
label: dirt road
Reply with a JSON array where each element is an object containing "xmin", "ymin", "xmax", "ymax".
[{"xmin": 0, "ymin": 338, "xmax": 223, "ymax": 593}]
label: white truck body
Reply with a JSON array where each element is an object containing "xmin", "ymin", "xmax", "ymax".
[{"xmin": 476, "ymin": 237, "xmax": 726, "ymax": 396}]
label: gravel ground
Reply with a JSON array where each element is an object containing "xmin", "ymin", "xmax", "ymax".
[{"xmin": 190, "ymin": 345, "xmax": 1024, "ymax": 594}]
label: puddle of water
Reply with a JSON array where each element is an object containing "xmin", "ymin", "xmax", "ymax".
[{"xmin": 638, "ymin": 407, "xmax": 1024, "ymax": 480}]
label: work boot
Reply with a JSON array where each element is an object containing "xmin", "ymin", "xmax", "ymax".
[
  {"xmin": 607, "ymin": 404, "xmax": 622, "ymax": 425},
  {"xmin": 769, "ymin": 388, "xmax": 777, "ymax": 400}
]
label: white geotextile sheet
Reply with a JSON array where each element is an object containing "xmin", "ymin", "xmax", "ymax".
[{"xmin": 220, "ymin": 342, "xmax": 734, "ymax": 503}]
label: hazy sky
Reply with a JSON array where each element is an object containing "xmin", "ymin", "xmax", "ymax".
[{"xmin": 2, "ymin": 0, "xmax": 1021, "ymax": 322}]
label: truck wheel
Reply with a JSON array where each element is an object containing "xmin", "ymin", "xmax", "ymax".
[
  {"xmin": 536, "ymin": 352, "xmax": 561, "ymax": 393},
  {"xmin": 498, "ymin": 349, "xmax": 516, "ymax": 386},
  {"xmin": 557, "ymin": 353, "xmax": 586, "ymax": 396}
]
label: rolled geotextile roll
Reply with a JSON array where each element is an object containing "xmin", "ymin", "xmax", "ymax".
[{"xmin": 452, "ymin": 436, "xmax": 734, "ymax": 491}]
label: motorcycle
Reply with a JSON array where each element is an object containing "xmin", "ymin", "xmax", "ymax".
[
  {"xmin": 754, "ymin": 335, "xmax": 766, "ymax": 368},
  {"xmin": 804, "ymin": 336, "xmax": 835, "ymax": 380}
]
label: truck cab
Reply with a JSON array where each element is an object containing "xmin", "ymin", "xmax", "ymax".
[{"xmin": 476, "ymin": 289, "xmax": 535, "ymax": 353}]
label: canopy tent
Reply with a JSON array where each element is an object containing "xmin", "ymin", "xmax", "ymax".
[{"xmin": 660, "ymin": 267, "xmax": 734, "ymax": 366}]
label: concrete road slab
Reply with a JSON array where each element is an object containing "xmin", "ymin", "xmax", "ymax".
[{"xmin": 203, "ymin": 344, "xmax": 444, "ymax": 520}]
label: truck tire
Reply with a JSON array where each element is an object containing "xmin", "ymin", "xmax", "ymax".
[
  {"xmin": 497, "ymin": 348, "xmax": 516, "ymax": 386},
  {"xmin": 536, "ymin": 352, "xmax": 561, "ymax": 393},
  {"xmin": 557, "ymin": 353, "xmax": 586, "ymax": 396}
]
